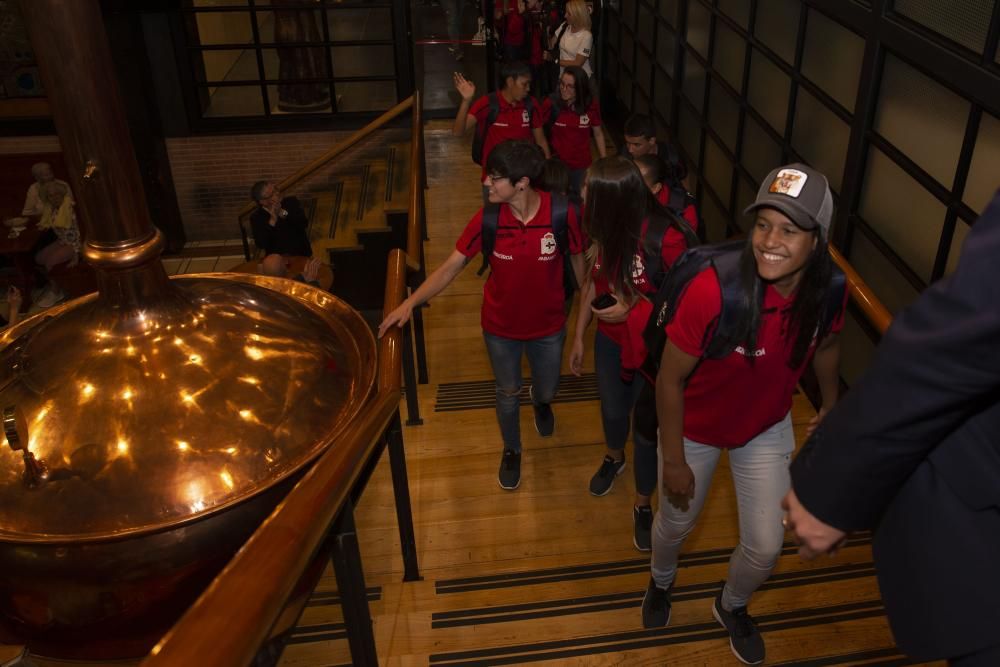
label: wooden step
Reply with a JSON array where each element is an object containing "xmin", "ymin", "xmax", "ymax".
[{"xmin": 384, "ymin": 142, "xmax": 412, "ymax": 214}]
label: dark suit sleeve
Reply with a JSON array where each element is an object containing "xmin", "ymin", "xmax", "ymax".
[
  {"xmin": 249, "ymin": 208, "xmax": 274, "ymax": 255},
  {"xmin": 791, "ymin": 191, "xmax": 1000, "ymax": 531},
  {"xmin": 283, "ymin": 197, "xmax": 309, "ymax": 230}
]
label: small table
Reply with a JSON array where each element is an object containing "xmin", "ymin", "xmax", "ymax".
[
  {"xmin": 230, "ymin": 255, "xmax": 333, "ymax": 291},
  {"xmin": 0, "ymin": 217, "xmax": 43, "ymax": 312}
]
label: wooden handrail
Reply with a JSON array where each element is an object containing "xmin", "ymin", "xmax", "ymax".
[
  {"xmin": 405, "ymin": 90, "xmax": 423, "ymax": 272},
  {"xmin": 829, "ymin": 246, "xmax": 892, "ymax": 335},
  {"xmin": 237, "ymin": 95, "xmax": 417, "ymax": 221}
]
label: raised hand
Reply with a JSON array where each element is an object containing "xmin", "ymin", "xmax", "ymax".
[{"xmin": 453, "ymin": 72, "xmax": 476, "ymax": 102}]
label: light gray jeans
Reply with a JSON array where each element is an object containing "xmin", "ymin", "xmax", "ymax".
[{"xmin": 651, "ymin": 413, "xmax": 794, "ymax": 610}]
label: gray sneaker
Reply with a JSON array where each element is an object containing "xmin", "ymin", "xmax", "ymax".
[
  {"xmin": 640, "ymin": 577, "xmax": 671, "ymax": 628},
  {"xmin": 712, "ymin": 591, "xmax": 765, "ymax": 665}
]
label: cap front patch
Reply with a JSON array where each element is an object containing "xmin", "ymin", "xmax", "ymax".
[{"xmin": 768, "ymin": 169, "xmax": 807, "ymax": 198}]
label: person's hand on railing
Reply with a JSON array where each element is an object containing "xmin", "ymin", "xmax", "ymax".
[
  {"xmin": 453, "ymin": 73, "xmax": 476, "ymax": 102},
  {"xmin": 378, "ymin": 298, "xmax": 415, "ymax": 339}
]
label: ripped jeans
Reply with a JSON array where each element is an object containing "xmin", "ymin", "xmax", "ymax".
[
  {"xmin": 483, "ymin": 328, "xmax": 566, "ymax": 452},
  {"xmin": 651, "ymin": 413, "xmax": 794, "ymax": 610}
]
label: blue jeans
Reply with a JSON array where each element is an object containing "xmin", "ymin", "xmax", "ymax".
[
  {"xmin": 651, "ymin": 413, "xmax": 794, "ymax": 609},
  {"xmin": 594, "ymin": 329, "xmax": 658, "ymax": 496},
  {"xmin": 568, "ymin": 168, "xmax": 587, "ymax": 197},
  {"xmin": 483, "ymin": 328, "xmax": 566, "ymax": 452}
]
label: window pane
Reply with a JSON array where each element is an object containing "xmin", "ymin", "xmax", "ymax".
[
  {"xmin": 683, "ymin": 53, "xmax": 707, "ymax": 111},
  {"xmin": 655, "ymin": 71, "xmax": 674, "ymax": 120},
  {"xmin": 638, "ymin": 4, "xmax": 654, "ymax": 50},
  {"xmin": 860, "ymin": 147, "xmax": 947, "ymax": 283},
  {"xmin": 713, "ymin": 20, "xmax": 745, "ymax": 92},
  {"xmin": 801, "ymin": 10, "xmax": 864, "ymax": 111},
  {"xmin": 874, "ymin": 54, "xmax": 969, "ymax": 188},
  {"xmin": 330, "ymin": 46, "xmax": 395, "ymax": 78},
  {"xmin": 327, "ymin": 8, "xmax": 393, "ymax": 41},
  {"xmin": 201, "ymin": 85, "xmax": 265, "ymax": 117},
  {"xmin": 331, "ymin": 81, "xmax": 397, "ymax": 112},
  {"xmin": 262, "ymin": 47, "xmax": 329, "ymax": 80},
  {"xmin": 792, "ymin": 89, "xmax": 849, "ymax": 193},
  {"xmin": 741, "ymin": 114, "xmax": 783, "ymax": 185},
  {"xmin": 748, "ymin": 49, "xmax": 789, "ymax": 133},
  {"xmin": 964, "ymin": 111, "xmax": 1000, "ymax": 215},
  {"xmin": 686, "ymin": 0, "xmax": 711, "ymax": 59},
  {"xmin": 608, "ymin": 12, "xmax": 620, "ymax": 50},
  {"xmin": 622, "ymin": 0, "xmax": 637, "ymax": 29},
  {"xmin": 656, "ymin": 25, "xmax": 677, "ymax": 74},
  {"xmin": 754, "ymin": 0, "xmax": 799, "ymax": 64},
  {"xmin": 678, "ymin": 103, "xmax": 702, "ymax": 164},
  {"xmin": 660, "ymin": 0, "xmax": 679, "ymax": 26},
  {"xmin": 708, "ymin": 79, "xmax": 740, "ymax": 151},
  {"xmin": 197, "ymin": 49, "xmax": 257, "ymax": 83},
  {"xmin": 635, "ymin": 89, "xmax": 651, "ymax": 116},
  {"xmin": 700, "ymin": 189, "xmax": 730, "ymax": 242},
  {"xmin": 945, "ymin": 220, "xmax": 971, "ymax": 276},
  {"xmin": 849, "ymin": 227, "xmax": 921, "ymax": 316},
  {"xmin": 191, "ymin": 11, "xmax": 253, "ymax": 46},
  {"xmin": 893, "ymin": 0, "xmax": 995, "ymax": 53},
  {"xmin": 621, "ymin": 30, "xmax": 636, "ymax": 71},
  {"xmin": 736, "ymin": 176, "xmax": 758, "ymax": 231},
  {"xmin": 258, "ymin": 9, "xmax": 325, "ymax": 44},
  {"xmin": 704, "ymin": 136, "xmax": 733, "ymax": 207},
  {"xmin": 719, "ymin": 0, "xmax": 751, "ymax": 30},
  {"xmin": 636, "ymin": 49, "xmax": 653, "ymax": 95},
  {"xmin": 621, "ymin": 69, "xmax": 634, "ymax": 108}
]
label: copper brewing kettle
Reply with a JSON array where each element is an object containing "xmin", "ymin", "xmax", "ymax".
[{"xmin": 0, "ymin": 1, "xmax": 376, "ymax": 659}]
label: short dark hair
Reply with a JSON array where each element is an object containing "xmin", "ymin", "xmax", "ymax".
[
  {"xmin": 634, "ymin": 153, "xmax": 668, "ymax": 187},
  {"xmin": 623, "ymin": 113, "xmax": 655, "ymax": 139},
  {"xmin": 499, "ymin": 61, "xmax": 531, "ymax": 88},
  {"xmin": 250, "ymin": 180, "xmax": 271, "ymax": 203},
  {"xmin": 486, "ymin": 140, "xmax": 546, "ymax": 189}
]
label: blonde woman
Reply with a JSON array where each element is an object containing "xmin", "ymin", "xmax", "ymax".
[
  {"xmin": 35, "ymin": 181, "xmax": 81, "ymax": 308},
  {"xmin": 548, "ymin": 0, "xmax": 593, "ymax": 77}
]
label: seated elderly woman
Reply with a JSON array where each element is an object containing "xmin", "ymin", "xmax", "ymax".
[{"xmin": 35, "ymin": 180, "xmax": 82, "ymax": 308}]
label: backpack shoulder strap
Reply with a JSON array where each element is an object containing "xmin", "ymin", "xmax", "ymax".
[
  {"xmin": 642, "ymin": 213, "xmax": 669, "ymax": 292},
  {"xmin": 477, "ymin": 204, "xmax": 501, "ymax": 276},
  {"xmin": 705, "ymin": 241, "xmax": 750, "ymax": 359},
  {"xmin": 821, "ymin": 263, "xmax": 847, "ymax": 337}
]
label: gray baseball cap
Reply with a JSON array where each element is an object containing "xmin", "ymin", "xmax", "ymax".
[{"xmin": 743, "ymin": 163, "xmax": 833, "ymax": 234}]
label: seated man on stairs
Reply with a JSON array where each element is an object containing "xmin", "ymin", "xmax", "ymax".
[
  {"xmin": 249, "ymin": 180, "xmax": 313, "ymax": 258},
  {"xmin": 260, "ymin": 254, "xmax": 324, "ymax": 288}
]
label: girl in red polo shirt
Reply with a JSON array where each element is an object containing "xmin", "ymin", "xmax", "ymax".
[
  {"xmin": 640, "ymin": 164, "xmax": 845, "ymax": 666},
  {"xmin": 380, "ymin": 141, "xmax": 585, "ymax": 491},
  {"xmin": 569, "ymin": 156, "xmax": 696, "ymax": 552},
  {"xmin": 634, "ymin": 153, "xmax": 699, "ymax": 232},
  {"xmin": 542, "ymin": 66, "xmax": 606, "ymax": 195}
]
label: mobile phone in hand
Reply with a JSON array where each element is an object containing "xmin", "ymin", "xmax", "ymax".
[{"xmin": 592, "ymin": 293, "xmax": 617, "ymax": 310}]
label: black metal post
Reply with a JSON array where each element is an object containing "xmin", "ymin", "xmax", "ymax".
[
  {"xmin": 401, "ymin": 319, "xmax": 424, "ymax": 425},
  {"xmin": 329, "ymin": 500, "xmax": 378, "ymax": 667},
  {"xmin": 386, "ymin": 410, "xmax": 422, "ymax": 581}
]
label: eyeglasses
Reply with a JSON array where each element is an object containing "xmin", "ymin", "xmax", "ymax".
[
  {"xmin": 559, "ymin": 81, "xmax": 575, "ymax": 89},
  {"xmin": 486, "ymin": 175, "xmax": 510, "ymax": 183}
]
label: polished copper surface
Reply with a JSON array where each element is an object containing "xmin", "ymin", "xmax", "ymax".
[{"xmin": 0, "ymin": 274, "xmax": 375, "ymax": 540}]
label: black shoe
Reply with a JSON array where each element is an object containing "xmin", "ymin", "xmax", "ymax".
[
  {"xmin": 588, "ymin": 454, "xmax": 626, "ymax": 496},
  {"xmin": 529, "ymin": 386, "xmax": 554, "ymax": 436},
  {"xmin": 640, "ymin": 577, "xmax": 671, "ymax": 628},
  {"xmin": 498, "ymin": 449, "xmax": 521, "ymax": 490},
  {"xmin": 712, "ymin": 591, "xmax": 765, "ymax": 665},
  {"xmin": 633, "ymin": 505, "xmax": 653, "ymax": 551}
]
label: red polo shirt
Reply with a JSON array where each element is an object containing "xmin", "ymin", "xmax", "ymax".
[
  {"xmin": 666, "ymin": 268, "xmax": 846, "ymax": 448},
  {"xmin": 543, "ymin": 98, "xmax": 602, "ymax": 170},
  {"xmin": 456, "ymin": 190, "xmax": 585, "ymax": 340},
  {"xmin": 470, "ymin": 93, "xmax": 545, "ymax": 180}
]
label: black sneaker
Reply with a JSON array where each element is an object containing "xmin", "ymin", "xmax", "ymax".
[
  {"xmin": 589, "ymin": 454, "xmax": 626, "ymax": 496},
  {"xmin": 529, "ymin": 386, "xmax": 554, "ymax": 436},
  {"xmin": 640, "ymin": 577, "xmax": 671, "ymax": 628},
  {"xmin": 712, "ymin": 592, "xmax": 765, "ymax": 665},
  {"xmin": 633, "ymin": 505, "xmax": 653, "ymax": 551},
  {"xmin": 498, "ymin": 449, "xmax": 521, "ymax": 490}
]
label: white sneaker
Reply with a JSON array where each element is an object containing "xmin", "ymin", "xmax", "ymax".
[{"xmin": 36, "ymin": 286, "xmax": 65, "ymax": 309}]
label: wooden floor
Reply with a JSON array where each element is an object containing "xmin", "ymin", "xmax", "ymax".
[{"xmin": 277, "ymin": 121, "xmax": 938, "ymax": 667}]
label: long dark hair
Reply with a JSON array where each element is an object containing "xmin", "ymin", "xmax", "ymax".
[
  {"xmin": 558, "ymin": 66, "xmax": 592, "ymax": 115},
  {"xmin": 732, "ymin": 222, "xmax": 834, "ymax": 369},
  {"xmin": 583, "ymin": 156, "xmax": 647, "ymax": 299}
]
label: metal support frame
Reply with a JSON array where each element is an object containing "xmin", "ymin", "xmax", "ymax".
[
  {"xmin": 329, "ymin": 500, "xmax": 378, "ymax": 667},
  {"xmin": 386, "ymin": 410, "xmax": 421, "ymax": 581},
  {"xmin": 401, "ymin": 319, "xmax": 423, "ymax": 425}
]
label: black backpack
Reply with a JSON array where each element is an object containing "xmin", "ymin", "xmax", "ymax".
[
  {"xmin": 640, "ymin": 239, "xmax": 847, "ymax": 375},
  {"xmin": 472, "ymin": 93, "xmax": 536, "ymax": 165},
  {"xmin": 638, "ymin": 207, "xmax": 699, "ymax": 294},
  {"xmin": 477, "ymin": 193, "xmax": 579, "ymax": 303}
]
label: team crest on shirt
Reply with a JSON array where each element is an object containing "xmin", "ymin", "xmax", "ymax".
[
  {"xmin": 522, "ymin": 109, "xmax": 530, "ymax": 124},
  {"xmin": 541, "ymin": 232, "xmax": 557, "ymax": 255},
  {"xmin": 631, "ymin": 252, "xmax": 645, "ymax": 279},
  {"xmin": 580, "ymin": 114, "xmax": 590, "ymax": 126}
]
